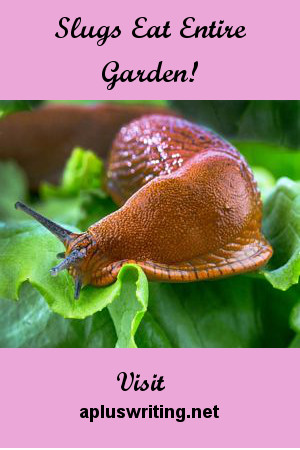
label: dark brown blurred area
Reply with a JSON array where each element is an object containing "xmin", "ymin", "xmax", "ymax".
[{"xmin": 0, "ymin": 103, "xmax": 174, "ymax": 190}]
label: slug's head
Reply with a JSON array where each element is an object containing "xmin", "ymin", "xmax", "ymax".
[{"xmin": 15, "ymin": 202, "xmax": 97, "ymax": 299}]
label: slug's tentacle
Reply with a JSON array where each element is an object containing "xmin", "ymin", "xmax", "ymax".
[
  {"xmin": 74, "ymin": 277, "xmax": 83, "ymax": 300},
  {"xmin": 15, "ymin": 202, "xmax": 90, "ymax": 299},
  {"xmin": 15, "ymin": 201, "xmax": 74, "ymax": 244},
  {"xmin": 50, "ymin": 249, "xmax": 85, "ymax": 276}
]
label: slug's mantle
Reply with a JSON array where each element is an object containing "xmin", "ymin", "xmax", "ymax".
[{"xmin": 16, "ymin": 115, "xmax": 273, "ymax": 298}]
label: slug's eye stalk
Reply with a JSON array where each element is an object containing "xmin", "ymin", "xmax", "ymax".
[
  {"xmin": 74, "ymin": 278, "xmax": 83, "ymax": 300},
  {"xmin": 15, "ymin": 201, "xmax": 74, "ymax": 244},
  {"xmin": 50, "ymin": 249, "xmax": 85, "ymax": 276},
  {"xmin": 15, "ymin": 201, "xmax": 87, "ymax": 300},
  {"xmin": 51, "ymin": 249, "xmax": 85, "ymax": 300}
]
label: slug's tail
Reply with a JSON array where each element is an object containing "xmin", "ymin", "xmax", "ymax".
[{"xmin": 15, "ymin": 201, "xmax": 74, "ymax": 244}]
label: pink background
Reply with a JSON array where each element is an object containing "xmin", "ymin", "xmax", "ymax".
[
  {"xmin": 0, "ymin": 0, "xmax": 299, "ymax": 99},
  {"xmin": 0, "ymin": 0, "xmax": 300, "ymax": 448},
  {"xmin": 0, "ymin": 349, "xmax": 299, "ymax": 448}
]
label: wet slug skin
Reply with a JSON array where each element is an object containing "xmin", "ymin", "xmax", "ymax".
[{"xmin": 16, "ymin": 115, "xmax": 272, "ymax": 299}]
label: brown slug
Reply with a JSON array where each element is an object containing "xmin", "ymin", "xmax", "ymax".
[
  {"xmin": 0, "ymin": 103, "xmax": 174, "ymax": 189},
  {"xmin": 15, "ymin": 115, "xmax": 273, "ymax": 299}
]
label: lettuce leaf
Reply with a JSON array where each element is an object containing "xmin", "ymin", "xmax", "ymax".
[
  {"xmin": 0, "ymin": 283, "xmax": 117, "ymax": 348},
  {"xmin": 0, "ymin": 162, "xmax": 28, "ymax": 221},
  {"xmin": 136, "ymin": 279, "xmax": 299, "ymax": 348},
  {"xmin": 41, "ymin": 147, "xmax": 104, "ymax": 197},
  {"xmin": 38, "ymin": 148, "xmax": 116, "ymax": 230},
  {"xmin": 0, "ymin": 221, "xmax": 147, "ymax": 347},
  {"xmin": 235, "ymin": 142, "xmax": 300, "ymax": 180},
  {"xmin": 108, "ymin": 266, "xmax": 148, "ymax": 348},
  {"xmin": 262, "ymin": 178, "xmax": 300, "ymax": 290}
]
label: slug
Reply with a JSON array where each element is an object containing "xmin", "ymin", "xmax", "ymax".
[
  {"xmin": 16, "ymin": 115, "xmax": 273, "ymax": 299},
  {"xmin": 0, "ymin": 103, "xmax": 174, "ymax": 189}
]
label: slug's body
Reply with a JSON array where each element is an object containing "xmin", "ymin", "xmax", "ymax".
[{"xmin": 16, "ymin": 115, "xmax": 273, "ymax": 298}]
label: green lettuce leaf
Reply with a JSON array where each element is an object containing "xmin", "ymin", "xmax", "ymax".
[
  {"xmin": 38, "ymin": 148, "xmax": 116, "ymax": 230},
  {"xmin": 290, "ymin": 301, "xmax": 300, "ymax": 334},
  {"xmin": 108, "ymin": 265, "xmax": 148, "ymax": 348},
  {"xmin": 290, "ymin": 301, "xmax": 300, "ymax": 348},
  {"xmin": 41, "ymin": 147, "xmax": 104, "ymax": 197},
  {"xmin": 0, "ymin": 221, "xmax": 148, "ymax": 347},
  {"xmin": 262, "ymin": 178, "xmax": 300, "ymax": 290},
  {"xmin": 135, "ymin": 278, "xmax": 298, "ymax": 348},
  {"xmin": 252, "ymin": 167, "xmax": 276, "ymax": 201},
  {"xmin": 0, "ymin": 221, "xmax": 114, "ymax": 318},
  {"xmin": 0, "ymin": 162, "xmax": 28, "ymax": 221},
  {"xmin": 0, "ymin": 283, "xmax": 117, "ymax": 348},
  {"xmin": 0, "ymin": 149, "xmax": 148, "ymax": 347},
  {"xmin": 235, "ymin": 142, "xmax": 300, "ymax": 180}
]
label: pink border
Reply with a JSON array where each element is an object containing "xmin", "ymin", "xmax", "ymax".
[
  {"xmin": 0, "ymin": 349, "xmax": 299, "ymax": 448},
  {"xmin": 0, "ymin": 0, "xmax": 299, "ymax": 447},
  {"xmin": 0, "ymin": 0, "xmax": 299, "ymax": 99}
]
